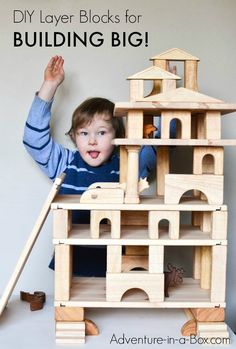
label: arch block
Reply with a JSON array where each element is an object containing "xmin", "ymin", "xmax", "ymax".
[
  {"xmin": 161, "ymin": 111, "xmax": 191, "ymax": 139},
  {"xmin": 106, "ymin": 272, "xmax": 164, "ymax": 302},
  {"xmin": 149, "ymin": 211, "xmax": 180, "ymax": 239},
  {"xmin": 164, "ymin": 174, "xmax": 223, "ymax": 204},
  {"xmin": 193, "ymin": 147, "xmax": 224, "ymax": 175},
  {"xmin": 90, "ymin": 210, "xmax": 121, "ymax": 238}
]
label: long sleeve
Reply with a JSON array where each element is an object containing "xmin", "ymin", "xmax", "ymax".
[{"xmin": 23, "ymin": 95, "xmax": 74, "ymax": 180}]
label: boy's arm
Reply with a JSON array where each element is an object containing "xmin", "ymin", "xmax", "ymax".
[
  {"xmin": 23, "ymin": 95, "xmax": 74, "ymax": 180},
  {"xmin": 23, "ymin": 56, "xmax": 73, "ymax": 180}
]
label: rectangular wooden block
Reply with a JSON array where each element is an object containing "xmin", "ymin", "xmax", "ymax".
[
  {"xmin": 55, "ymin": 245, "xmax": 72, "ymax": 301},
  {"xmin": 157, "ymin": 146, "xmax": 169, "ymax": 196},
  {"xmin": 127, "ymin": 110, "xmax": 143, "ymax": 138},
  {"xmin": 125, "ymin": 246, "xmax": 148, "ymax": 255},
  {"xmin": 212, "ymin": 211, "xmax": 227, "ymax": 239},
  {"xmin": 164, "ymin": 174, "xmax": 224, "ymax": 204},
  {"xmin": 149, "ymin": 211, "xmax": 180, "ymax": 239},
  {"xmin": 56, "ymin": 321, "xmax": 85, "ymax": 344},
  {"xmin": 149, "ymin": 246, "xmax": 164, "ymax": 273},
  {"xmin": 122, "ymin": 255, "xmax": 148, "ymax": 272},
  {"xmin": 190, "ymin": 308, "xmax": 225, "ymax": 322},
  {"xmin": 53, "ymin": 209, "xmax": 72, "ymax": 239},
  {"xmin": 55, "ymin": 307, "xmax": 84, "ymax": 322},
  {"xmin": 211, "ymin": 245, "xmax": 227, "ymax": 302},
  {"xmin": 107, "ymin": 246, "xmax": 122, "ymax": 273},
  {"xmin": 121, "ymin": 211, "xmax": 148, "ymax": 226}
]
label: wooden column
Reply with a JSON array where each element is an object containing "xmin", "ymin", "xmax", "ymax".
[{"xmin": 124, "ymin": 145, "xmax": 140, "ymax": 203}]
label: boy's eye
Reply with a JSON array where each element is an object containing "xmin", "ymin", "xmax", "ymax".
[
  {"xmin": 98, "ymin": 130, "xmax": 106, "ymax": 136},
  {"xmin": 79, "ymin": 131, "xmax": 88, "ymax": 136}
]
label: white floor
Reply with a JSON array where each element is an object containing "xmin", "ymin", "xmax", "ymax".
[{"xmin": 0, "ymin": 296, "xmax": 235, "ymax": 349}]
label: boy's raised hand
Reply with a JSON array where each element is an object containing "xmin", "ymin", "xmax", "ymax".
[
  {"xmin": 44, "ymin": 56, "xmax": 65, "ymax": 86},
  {"xmin": 38, "ymin": 56, "xmax": 65, "ymax": 101}
]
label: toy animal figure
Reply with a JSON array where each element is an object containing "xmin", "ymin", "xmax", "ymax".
[
  {"xmin": 164, "ymin": 263, "xmax": 184, "ymax": 297},
  {"xmin": 143, "ymin": 124, "xmax": 157, "ymax": 138}
]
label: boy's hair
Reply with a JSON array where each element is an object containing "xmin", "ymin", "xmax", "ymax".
[{"xmin": 67, "ymin": 97, "xmax": 124, "ymax": 143}]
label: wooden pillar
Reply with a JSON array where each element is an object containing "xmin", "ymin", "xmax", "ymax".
[
  {"xmin": 200, "ymin": 246, "xmax": 211, "ymax": 289},
  {"xmin": 157, "ymin": 146, "xmax": 169, "ymax": 196},
  {"xmin": 124, "ymin": 145, "xmax": 140, "ymax": 203},
  {"xmin": 184, "ymin": 60, "xmax": 198, "ymax": 91},
  {"xmin": 55, "ymin": 244, "xmax": 72, "ymax": 301},
  {"xmin": 129, "ymin": 80, "xmax": 144, "ymax": 101}
]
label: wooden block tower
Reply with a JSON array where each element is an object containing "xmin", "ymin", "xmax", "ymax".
[{"xmin": 51, "ymin": 48, "xmax": 236, "ymax": 343}]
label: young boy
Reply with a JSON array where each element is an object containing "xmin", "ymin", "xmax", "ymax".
[{"xmin": 23, "ymin": 56, "xmax": 157, "ymax": 276}]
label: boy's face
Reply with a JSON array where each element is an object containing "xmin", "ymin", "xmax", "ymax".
[{"xmin": 74, "ymin": 113, "xmax": 115, "ymax": 167}]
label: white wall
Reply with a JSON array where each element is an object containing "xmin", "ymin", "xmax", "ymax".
[{"xmin": 1, "ymin": 0, "xmax": 236, "ymax": 331}]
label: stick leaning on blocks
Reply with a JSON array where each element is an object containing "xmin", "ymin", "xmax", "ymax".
[{"xmin": 0, "ymin": 173, "xmax": 65, "ymax": 317}]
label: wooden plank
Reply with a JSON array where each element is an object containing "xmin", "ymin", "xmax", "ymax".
[
  {"xmin": 55, "ymin": 244, "xmax": 72, "ymax": 301},
  {"xmin": 114, "ymin": 101, "xmax": 236, "ymax": 116},
  {"xmin": 164, "ymin": 174, "xmax": 224, "ymax": 205},
  {"xmin": 119, "ymin": 145, "xmax": 128, "ymax": 183},
  {"xmin": 112, "ymin": 138, "xmax": 236, "ymax": 146},
  {"xmin": 0, "ymin": 174, "xmax": 65, "ymax": 316},
  {"xmin": 51, "ymin": 195, "xmax": 227, "ymax": 211},
  {"xmin": 193, "ymin": 246, "xmax": 201, "ymax": 280}
]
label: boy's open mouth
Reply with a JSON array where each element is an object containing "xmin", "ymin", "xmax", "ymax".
[{"xmin": 88, "ymin": 151, "xmax": 100, "ymax": 159}]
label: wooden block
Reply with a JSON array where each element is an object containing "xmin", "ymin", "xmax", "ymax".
[
  {"xmin": 122, "ymin": 255, "xmax": 148, "ymax": 272},
  {"xmin": 181, "ymin": 309, "xmax": 197, "ymax": 336},
  {"xmin": 106, "ymin": 272, "xmax": 164, "ymax": 302},
  {"xmin": 55, "ymin": 307, "xmax": 84, "ymax": 322},
  {"xmin": 193, "ymin": 147, "xmax": 224, "ymax": 175},
  {"xmin": 124, "ymin": 145, "xmax": 141, "ymax": 204},
  {"xmin": 184, "ymin": 60, "xmax": 198, "ymax": 91},
  {"xmin": 197, "ymin": 321, "xmax": 229, "ymax": 339},
  {"xmin": 80, "ymin": 187, "xmax": 124, "ymax": 204},
  {"xmin": 119, "ymin": 145, "xmax": 128, "ymax": 184},
  {"xmin": 211, "ymin": 246, "xmax": 227, "ymax": 302},
  {"xmin": 200, "ymin": 246, "xmax": 211, "ymax": 290},
  {"xmin": 200, "ymin": 212, "xmax": 211, "ymax": 233},
  {"xmin": 125, "ymin": 246, "xmax": 148, "ymax": 255},
  {"xmin": 157, "ymin": 146, "xmax": 169, "ymax": 196},
  {"xmin": 149, "ymin": 211, "xmax": 180, "ymax": 239},
  {"xmin": 55, "ymin": 321, "xmax": 85, "ymax": 344},
  {"xmin": 161, "ymin": 111, "xmax": 191, "ymax": 139},
  {"xmin": 55, "ymin": 245, "xmax": 72, "ymax": 301},
  {"xmin": 149, "ymin": 246, "xmax": 164, "ymax": 273},
  {"xmin": 121, "ymin": 211, "xmax": 148, "ymax": 226},
  {"xmin": 151, "ymin": 59, "xmax": 167, "ymax": 95},
  {"xmin": 107, "ymin": 246, "xmax": 122, "ymax": 272},
  {"xmin": 127, "ymin": 110, "xmax": 143, "ymax": 139},
  {"xmin": 85, "ymin": 319, "xmax": 99, "ymax": 335},
  {"xmin": 193, "ymin": 246, "xmax": 201, "ymax": 280},
  {"xmin": 151, "ymin": 48, "xmax": 200, "ymax": 62},
  {"xmin": 162, "ymin": 79, "xmax": 176, "ymax": 92},
  {"xmin": 130, "ymin": 80, "xmax": 144, "ymax": 101},
  {"xmin": 192, "ymin": 212, "xmax": 201, "ymax": 227},
  {"xmin": 191, "ymin": 308, "xmax": 225, "ymax": 322},
  {"xmin": 90, "ymin": 210, "xmax": 121, "ymax": 238},
  {"xmin": 53, "ymin": 209, "xmax": 72, "ymax": 239},
  {"xmin": 205, "ymin": 111, "xmax": 221, "ymax": 139},
  {"xmin": 212, "ymin": 211, "xmax": 227, "ymax": 239},
  {"xmin": 164, "ymin": 174, "xmax": 224, "ymax": 204}
]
